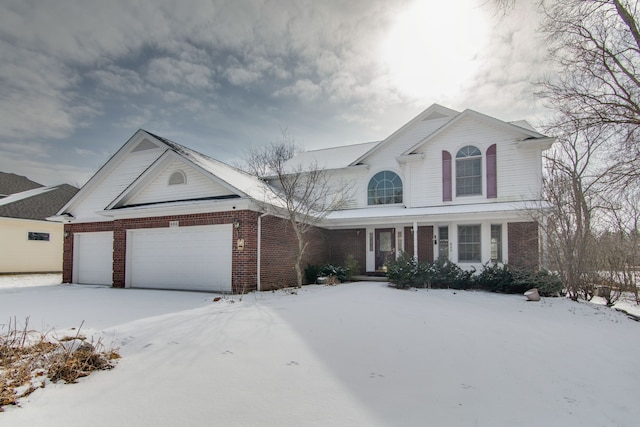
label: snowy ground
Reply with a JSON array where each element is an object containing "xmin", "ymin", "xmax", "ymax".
[{"xmin": 1, "ymin": 281, "xmax": 639, "ymax": 427}]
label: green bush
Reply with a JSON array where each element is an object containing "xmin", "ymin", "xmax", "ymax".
[
  {"xmin": 386, "ymin": 255, "xmax": 474, "ymax": 289},
  {"xmin": 385, "ymin": 256, "xmax": 564, "ymax": 295},
  {"xmin": 386, "ymin": 252, "xmax": 422, "ymax": 289},
  {"xmin": 318, "ymin": 264, "xmax": 348, "ymax": 283},
  {"xmin": 304, "ymin": 264, "xmax": 320, "ymax": 285},
  {"xmin": 474, "ymin": 263, "xmax": 514, "ymax": 293},
  {"xmin": 426, "ymin": 259, "xmax": 474, "ymax": 289},
  {"xmin": 473, "ymin": 263, "xmax": 564, "ymax": 296},
  {"xmin": 513, "ymin": 268, "xmax": 563, "ymax": 297},
  {"xmin": 343, "ymin": 255, "xmax": 360, "ymax": 281}
]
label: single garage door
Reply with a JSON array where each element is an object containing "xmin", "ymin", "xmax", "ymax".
[
  {"xmin": 74, "ymin": 231, "xmax": 114, "ymax": 285},
  {"xmin": 128, "ymin": 224, "xmax": 232, "ymax": 292}
]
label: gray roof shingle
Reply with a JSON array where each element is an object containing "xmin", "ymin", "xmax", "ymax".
[
  {"xmin": 0, "ymin": 184, "xmax": 79, "ymax": 220},
  {"xmin": 0, "ymin": 172, "xmax": 43, "ymax": 197}
]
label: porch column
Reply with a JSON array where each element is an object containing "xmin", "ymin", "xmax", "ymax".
[{"xmin": 413, "ymin": 221, "xmax": 418, "ymax": 261}]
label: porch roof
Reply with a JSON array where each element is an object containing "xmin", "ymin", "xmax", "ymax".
[{"xmin": 322, "ymin": 200, "xmax": 549, "ymax": 228}]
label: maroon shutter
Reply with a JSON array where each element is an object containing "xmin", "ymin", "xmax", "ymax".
[
  {"xmin": 486, "ymin": 144, "xmax": 497, "ymax": 198},
  {"xmin": 442, "ymin": 150, "xmax": 452, "ymax": 202}
]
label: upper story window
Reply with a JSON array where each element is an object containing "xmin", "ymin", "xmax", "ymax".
[
  {"xmin": 368, "ymin": 171, "xmax": 403, "ymax": 205},
  {"xmin": 168, "ymin": 170, "xmax": 186, "ymax": 185},
  {"xmin": 456, "ymin": 145, "xmax": 482, "ymax": 196}
]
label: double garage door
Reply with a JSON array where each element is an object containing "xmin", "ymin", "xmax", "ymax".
[{"xmin": 74, "ymin": 224, "xmax": 232, "ymax": 292}]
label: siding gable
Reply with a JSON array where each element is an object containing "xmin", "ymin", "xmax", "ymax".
[
  {"xmin": 118, "ymin": 157, "xmax": 238, "ymax": 207},
  {"xmin": 67, "ymin": 147, "xmax": 165, "ymax": 220},
  {"xmin": 407, "ymin": 115, "xmax": 543, "ymax": 207},
  {"xmin": 363, "ymin": 115, "xmax": 452, "ymax": 169}
]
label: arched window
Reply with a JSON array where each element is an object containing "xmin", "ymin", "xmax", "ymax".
[
  {"xmin": 168, "ymin": 170, "xmax": 187, "ymax": 185},
  {"xmin": 368, "ymin": 171, "xmax": 403, "ymax": 205},
  {"xmin": 456, "ymin": 146, "xmax": 482, "ymax": 196}
]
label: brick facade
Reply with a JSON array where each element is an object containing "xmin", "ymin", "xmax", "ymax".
[
  {"xmin": 328, "ymin": 229, "xmax": 366, "ymax": 275},
  {"xmin": 64, "ymin": 216, "xmax": 542, "ymax": 293},
  {"xmin": 404, "ymin": 226, "xmax": 434, "ymax": 263},
  {"xmin": 63, "ymin": 210, "xmax": 259, "ymax": 294},
  {"xmin": 259, "ymin": 215, "xmax": 330, "ymax": 290},
  {"xmin": 508, "ymin": 221, "xmax": 540, "ymax": 270}
]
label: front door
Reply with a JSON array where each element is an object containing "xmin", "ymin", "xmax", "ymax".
[{"xmin": 375, "ymin": 228, "xmax": 395, "ymax": 271}]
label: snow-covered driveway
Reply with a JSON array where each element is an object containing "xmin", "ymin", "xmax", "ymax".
[{"xmin": 1, "ymin": 282, "xmax": 638, "ymax": 426}]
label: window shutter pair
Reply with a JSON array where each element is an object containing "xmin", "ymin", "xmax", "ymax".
[{"xmin": 442, "ymin": 144, "xmax": 496, "ymax": 201}]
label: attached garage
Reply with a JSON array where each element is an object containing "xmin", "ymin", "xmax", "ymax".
[
  {"xmin": 73, "ymin": 231, "xmax": 114, "ymax": 285},
  {"xmin": 126, "ymin": 224, "xmax": 232, "ymax": 292}
]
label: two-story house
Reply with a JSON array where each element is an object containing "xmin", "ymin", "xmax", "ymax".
[{"xmin": 52, "ymin": 104, "xmax": 553, "ymax": 292}]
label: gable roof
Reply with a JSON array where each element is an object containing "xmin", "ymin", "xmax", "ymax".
[
  {"xmin": 349, "ymin": 104, "xmax": 460, "ymax": 165},
  {"xmin": 283, "ymin": 141, "xmax": 380, "ymax": 172},
  {"xmin": 402, "ymin": 108, "xmax": 550, "ymax": 155},
  {"xmin": 0, "ymin": 172, "xmax": 43, "ymax": 198},
  {"xmin": 57, "ymin": 130, "xmax": 277, "ymax": 218},
  {"xmin": 140, "ymin": 132, "xmax": 274, "ymax": 202},
  {"xmin": 0, "ymin": 184, "xmax": 78, "ymax": 220}
]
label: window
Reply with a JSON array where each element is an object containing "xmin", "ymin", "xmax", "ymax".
[
  {"xmin": 456, "ymin": 146, "xmax": 482, "ymax": 196},
  {"xmin": 368, "ymin": 171, "xmax": 403, "ymax": 205},
  {"xmin": 168, "ymin": 170, "xmax": 186, "ymax": 185},
  {"xmin": 491, "ymin": 224, "xmax": 502, "ymax": 262},
  {"xmin": 438, "ymin": 226, "xmax": 449, "ymax": 260},
  {"xmin": 28, "ymin": 232, "xmax": 50, "ymax": 241},
  {"xmin": 458, "ymin": 225, "xmax": 481, "ymax": 262}
]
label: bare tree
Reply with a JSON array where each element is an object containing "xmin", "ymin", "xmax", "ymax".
[
  {"xmin": 245, "ymin": 131, "xmax": 352, "ymax": 288},
  {"xmin": 495, "ymin": 0, "xmax": 640, "ymax": 302},
  {"xmin": 539, "ymin": 118, "xmax": 613, "ymax": 300},
  {"xmin": 596, "ymin": 188, "xmax": 640, "ymax": 305},
  {"xmin": 496, "ymin": 0, "xmax": 640, "ymax": 185}
]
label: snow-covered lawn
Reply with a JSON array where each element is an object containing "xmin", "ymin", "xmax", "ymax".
[{"xmin": 1, "ymin": 281, "xmax": 639, "ymax": 427}]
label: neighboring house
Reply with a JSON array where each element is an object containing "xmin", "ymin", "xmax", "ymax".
[
  {"xmin": 0, "ymin": 172, "xmax": 42, "ymax": 198},
  {"xmin": 0, "ymin": 174, "xmax": 78, "ymax": 274},
  {"xmin": 53, "ymin": 104, "xmax": 553, "ymax": 292}
]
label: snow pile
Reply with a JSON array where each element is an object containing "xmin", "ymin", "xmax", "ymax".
[{"xmin": 1, "ymin": 282, "xmax": 639, "ymax": 426}]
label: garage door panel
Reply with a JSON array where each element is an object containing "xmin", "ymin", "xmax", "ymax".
[
  {"xmin": 128, "ymin": 224, "xmax": 232, "ymax": 292},
  {"xmin": 74, "ymin": 232, "xmax": 113, "ymax": 285}
]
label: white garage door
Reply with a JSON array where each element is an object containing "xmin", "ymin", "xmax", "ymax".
[
  {"xmin": 74, "ymin": 231, "xmax": 113, "ymax": 285},
  {"xmin": 128, "ymin": 224, "xmax": 232, "ymax": 292}
]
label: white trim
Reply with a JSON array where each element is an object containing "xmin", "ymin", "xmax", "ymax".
[
  {"xmin": 96, "ymin": 198, "xmax": 252, "ymax": 220},
  {"xmin": 257, "ymin": 212, "xmax": 270, "ymax": 291}
]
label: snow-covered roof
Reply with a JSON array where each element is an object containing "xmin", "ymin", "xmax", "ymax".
[
  {"xmin": 402, "ymin": 109, "xmax": 548, "ymax": 156},
  {"xmin": 147, "ymin": 132, "xmax": 276, "ymax": 198},
  {"xmin": 284, "ymin": 141, "xmax": 380, "ymax": 172},
  {"xmin": 324, "ymin": 201, "xmax": 549, "ymax": 227},
  {"xmin": 0, "ymin": 184, "xmax": 78, "ymax": 220},
  {"xmin": 147, "ymin": 132, "xmax": 282, "ymax": 206},
  {"xmin": 509, "ymin": 120, "xmax": 538, "ymax": 133},
  {"xmin": 0, "ymin": 186, "xmax": 56, "ymax": 207}
]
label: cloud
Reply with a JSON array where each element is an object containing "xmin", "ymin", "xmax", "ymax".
[
  {"xmin": 224, "ymin": 68, "xmax": 262, "ymax": 86},
  {"xmin": 88, "ymin": 66, "xmax": 147, "ymax": 95},
  {"xmin": 146, "ymin": 57, "xmax": 214, "ymax": 90},
  {"xmin": 274, "ymin": 79, "xmax": 323, "ymax": 101},
  {"xmin": 0, "ymin": 0, "xmax": 554, "ymax": 187}
]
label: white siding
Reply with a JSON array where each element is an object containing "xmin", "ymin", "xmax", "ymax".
[
  {"xmin": 69, "ymin": 148, "xmax": 165, "ymax": 220},
  {"xmin": 328, "ymin": 115, "xmax": 544, "ymax": 211},
  {"xmin": 127, "ymin": 159, "xmax": 235, "ymax": 206},
  {"xmin": 408, "ymin": 116, "xmax": 542, "ymax": 208},
  {"xmin": 365, "ymin": 117, "xmax": 450, "ymax": 170}
]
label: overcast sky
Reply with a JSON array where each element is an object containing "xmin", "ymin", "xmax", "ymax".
[{"xmin": 0, "ymin": 0, "xmax": 548, "ymax": 187}]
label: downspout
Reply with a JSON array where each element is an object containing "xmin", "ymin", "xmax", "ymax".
[
  {"xmin": 413, "ymin": 221, "xmax": 418, "ymax": 261},
  {"xmin": 257, "ymin": 213, "xmax": 270, "ymax": 291}
]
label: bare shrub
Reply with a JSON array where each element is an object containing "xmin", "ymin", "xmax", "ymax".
[{"xmin": 0, "ymin": 318, "xmax": 119, "ymax": 411}]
